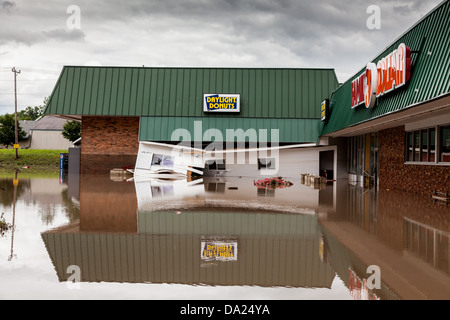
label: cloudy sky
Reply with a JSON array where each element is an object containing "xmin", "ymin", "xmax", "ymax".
[{"xmin": 0, "ymin": 0, "xmax": 443, "ymax": 114}]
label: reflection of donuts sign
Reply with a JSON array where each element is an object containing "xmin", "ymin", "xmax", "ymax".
[
  {"xmin": 351, "ymin": 43, "xmax": 411, "ymax": 109},
  {"xmin": 201, "ymin": 241, "xmax": 238, "ymax": 262}
]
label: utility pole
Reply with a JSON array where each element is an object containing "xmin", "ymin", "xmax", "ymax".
[{"xmin": 12, "ymin": 67, "xmax": 20, "ymax": 159}]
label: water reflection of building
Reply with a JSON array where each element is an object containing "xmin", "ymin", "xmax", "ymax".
[
  {"xmin": 135, "ymin": 176, "xmax": 332, "ymax": 213},
  {"xmin": 378, "ymin": 190, "xmax": 449, "ymax": 277},
  {"xmin": 78, "ymin": 175, "xmax": 137, "ymax": 233},
  {"xmin": 318, "ymin": 224, "xmax": 399, "ymax": 300},
  {"xmin": 41, "ymin": 174, "xmax": 450, "ymax": 298},
  {"xmin": 0, "ymin": 174, "xmax": 80, "ymax": 225},
  {"xmin": 320, "ymin": 182, "xmax": 450, "ymax": 300},
  {"xmin": 42, "ymin": 175, "xmax": 335, "ymax": 288},
  {"xmin": 403, "ymin": 217, "xmax": 449, "ymax": 275}
]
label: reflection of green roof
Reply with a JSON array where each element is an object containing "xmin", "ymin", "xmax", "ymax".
[
  {"xmin": 321, "ymin": 1, "xmax": 450, "ymax": 136},
  {"xmin": 138, "ymin": 209, "xmax": 319, "ymax": 236},
  {"xmin": 41, "ymin": 211, "xmax": 335, "ymax": 287}
]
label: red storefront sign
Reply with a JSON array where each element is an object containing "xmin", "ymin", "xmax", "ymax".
[{"xmin": 351, "ymin": 43, "xmax": 411, "ymax": 109}]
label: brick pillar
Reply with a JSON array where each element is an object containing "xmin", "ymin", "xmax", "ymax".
[{"xmin": 80, "ymin": 116, "xmax": 140, "ymax": 174}]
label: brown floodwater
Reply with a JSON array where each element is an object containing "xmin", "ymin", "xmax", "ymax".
[{"xmin": 0, "ymin": 171, "xmax": 448, "ymax": 300}]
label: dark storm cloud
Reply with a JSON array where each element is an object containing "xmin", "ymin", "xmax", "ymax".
[
  {"xmin": 1, "ymin": 0, "xmax": 441, "ymax": 52},
  {"xmin": 0, "ymin": 0, "xmax": 444, "ymax": 77},
  {"xmin": 0, "ymin": 0, "xmax": 443, "ymax": 115},
  {"xmin": 88, "ymin": 0, "xmax": 367, "ymax": 40},
  {"xmin": 0, "ymin": 0, "xmax": 85, "ymax": 45},
  {"xmin": 75, "ymin": 0, "xmax": 374, "ymax": 69},
  {"xmin": 76, "ymin": 0, "xmax": 395, "ymax": 64},
  {"xmin": 43, "ymin": 28, "xmax": 85, "ymax": 42},
  {"xmin": 393, "ymin": 0, "xmax": 439, "ymax": 15},
  {"xmin": 1, "ymin": 0, "xmax": 15, "ymax": 12}
]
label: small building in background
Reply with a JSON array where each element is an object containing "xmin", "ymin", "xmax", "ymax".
[
  {"xmin": 19, "ymin": 115, "xmax": 73, "ymax": 150},
  {"xmin": 18, "ymin": 119, "xmax": 35, "ymax": 149}
]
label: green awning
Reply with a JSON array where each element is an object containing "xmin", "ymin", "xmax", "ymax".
[
  {"xmin": 139, "ymin": 116, "xmax": 321, "ymax": 143},
  {"xmin": 321, "ymin": 1, "xmax": 450, "ymax": 136}
]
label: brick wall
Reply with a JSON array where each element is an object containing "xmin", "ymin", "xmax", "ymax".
[
  {"xmin": 379, "ymin": 126, "xmax": 450, "ymax": 195},
  {"xmin": 81, "ymin": 116, "xmax": 140, "ymax": 174}
]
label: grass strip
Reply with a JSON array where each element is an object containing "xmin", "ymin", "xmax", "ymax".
[{"xmin": 0, "ymin": 149, "xmax": 67, "ymax": 172}]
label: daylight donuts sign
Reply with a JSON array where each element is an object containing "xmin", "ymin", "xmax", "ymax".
[
  {"xmin": 203, "ymin": 94, "xmax": 240, "ymax": 113},
  {"xmin": 351, "ymin": 43, "xmax": 411, "ymax": 109}
]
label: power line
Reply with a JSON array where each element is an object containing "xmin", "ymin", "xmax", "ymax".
[
  {"xmin": 0, "ymin": 79, "xmax": 57, "ymax": 81},
  {"xmin": 0, "ymin": 92, "xmax": 50, "ymax": 94},
  {"xmin": 0, "ymin": 67, "xmax": 60, "ymax": 74},
  {"xmin": 19, "ymin": 67, "xmax": 60, "ymax": 74},
  {"xmin": 0, "ymin": 103, "xmax": 38, "ymax": 108}
]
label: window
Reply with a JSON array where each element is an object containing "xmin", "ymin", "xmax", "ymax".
[
  {"xmin": 152, "ymin": 154, "xmax": 163, "ymax": 165},
  {"xmin": 348, "ymin": 137, "xmax": 356, "ymax": 173},
  {"xmin": 440, "ymin": 125, "xmax": 450, "ymax": 162},
  {"xmin": 258, "ymin": 158, "xmax": 276, "ymax": 170},
  {"xmin": 405, "ymin": 125, "xmax": 449, "ymax": 164},
  {"xmin": 406, "ymin": 132, "xmax": 413, "ymax": 161},
  {"xmin": 162, "ymin": 156, "xmax": 174, "ymax": 167},
  {"xmin": 421, "ymin": 130, "xmax": 428, "ymax": 162},
  {"xmin": 205, "ymin": 159, "xmax": 226, "ymax": 171},
  {"xmin": 152, "ymin": 154, "xmax": 174, "ymax": 168},
  {"xmin": 348, "ymin": 135, "xmax": 364, "ymax": 174},
  {"xmin": 430, "ymin": 128, "xmax": 436, "ymax": 162},
  {"xmin": 414, "ymin": 131, "xmax": 420, "ymax": 161}
]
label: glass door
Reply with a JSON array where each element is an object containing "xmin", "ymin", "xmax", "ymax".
[{"xmin": 369, "ymin": 133, "xmax": 379, "ymax": 190}]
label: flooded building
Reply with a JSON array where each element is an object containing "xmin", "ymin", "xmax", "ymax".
[
  {"xmin": 43, "ymin": 1, "xmax": 448, "ymax": 190},
  {"xmin": 44, "ymin": 67, "xmax": 339, "ymax": 176},
  {"xmin": 320, "ymin": 0, "xmax": 450, "ymax": 195},
  {"xmin": 4, "ymin": 1, "xmax": 447, "ymax": 302}
]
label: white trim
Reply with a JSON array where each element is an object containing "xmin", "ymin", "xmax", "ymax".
[
  {"xmin": 405, "ymin": 116, "xmax": 450, "ymax": 132},
  {"xmin": 139, "ymin": 140, "xmax": 318, "ymax": 155},
  {"xmin": 404, "ymin": 161, "xmax": 450, "ymax": 167}
]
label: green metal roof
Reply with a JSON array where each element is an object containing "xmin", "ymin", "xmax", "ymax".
[
  {"xmin": 139, "ymin": 116, "xmax": 320, "ymax": 143},
  {"xmin": 321, "ymin": 0, "xmax": 450, "ymax": 136},
  {"xmin": 44, "ymin": 67, "xmax": 338, "ymax": 119}
]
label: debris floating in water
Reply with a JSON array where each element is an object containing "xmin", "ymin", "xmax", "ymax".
[{"xmin": 254, "ymin": 177, "xmax": 293, "ymax": 190}]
